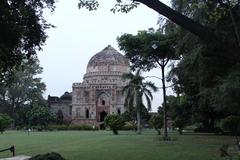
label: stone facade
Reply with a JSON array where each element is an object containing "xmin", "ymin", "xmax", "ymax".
[
  {"xmin": 48, "ymin": 45, "xmax": 130, "ymax": 126},
  {"xmin": 48, "ymin": 92, "xmax": 72, "ymax": 122}
]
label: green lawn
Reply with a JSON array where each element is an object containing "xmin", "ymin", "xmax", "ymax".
[{"xmin": 0, "ymin": 130, "xmax": 238, "ymax": 160}]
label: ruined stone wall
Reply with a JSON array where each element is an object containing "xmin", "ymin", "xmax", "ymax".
[{"xmin": 49, "ymin": 101, "xmax": 72, "ymax": 120}]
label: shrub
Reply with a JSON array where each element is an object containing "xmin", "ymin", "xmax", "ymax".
[
  {"xmin": 120, "ymin": 121, "xmax": 137, "ymax": 130},
  {"xmin": 105, "ymin": 115, "xmax": 125, "ymax": 134},
  {"xmin": 29, "ymin": 152, "xmax": 65, "ymax": 160},
  {"xmin": 48, "ymin": 125, "xmax": 68, "ymax": 130},
  {"xmin": 194, "ymin": 127, "xmax": 224, "ymax": 134},
  {"xmin": 173, "ymin": 117, "xmax": 187, "ymax": 135},
  {"xmin": 68, "ymin": 125, "xmax": 93, "ymax": 130},
  {"xmin": 27, "ymin": 105, "xmax": 55, "ymax": 129},
  {"xmin": 149, "ymin": 115, "xmax": 163, "ymax": 135},
  {"xmin": 222, "ymin": 115, "xmax": 240, "ymax": 136},
  {"xmin": 0, "ymin": 113, "xmax": 12, "ymax": 133},
  {"xmin": 48, "ymin": 124, "xmax": 98, "ymax": 131}
]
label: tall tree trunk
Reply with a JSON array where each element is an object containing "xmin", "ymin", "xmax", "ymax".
[
  {"xmin": 161, "ymin": 64, "xmax": 168, "ymax": 138},
  {"xmin": 10, "ymin": 97, "xmax": 16, "ymax": 128},
  {"xmin": 136, "ymin": 109, "xmax": 141, "ymax": 134},
  {"xmin": 136, "ymin": 92, "xmax": 141, "ymax": 134}
]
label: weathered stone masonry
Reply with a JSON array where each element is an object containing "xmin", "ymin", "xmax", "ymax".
[{"xmin": 48, "ymin": 45, "xmax": 130, "ymax": 126}]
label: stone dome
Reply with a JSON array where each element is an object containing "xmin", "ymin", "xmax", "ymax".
[{"xmin": 86, "ymin": 45, "xmax": 129, "ymax": 74}]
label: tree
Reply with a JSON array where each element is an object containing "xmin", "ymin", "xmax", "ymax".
[
  {"xmin": 0, "ymin": 57, "xmax": 46, "ymax": 126},
  {"xmin": 166, "ymin": 0, "xmax": 240, "ymax": 131},
  {"xmin": 79, "ymin": 0, "xmax": 240, "ymax": 134},
  {"xmin": 27, "ymin": 104, "xmax": 55, "ymax": 130},
  {"xmin": 121, "ymin": 111, "xmax": 134, "ymax": 122},
  {"xmin": 121, "ymin": 105, "xmax": 151, "ymax": 123},
  {"xmin": 222, "ymin": 115, "xmax": 240, "ymax": 151},
  {"xmin": 122, "ymin": 69, "xmax": 158, "ymax": 134},
  {"xmin": 78, "ymin": 0, "xmax": 239, "ymax": 61},
  {"xmin": 149, "ymin": 115, "xmax": 163, "ymax": 135},
  {"xmin": 166, "ymin": 95, "xmax": 191, "ymax": 134},
  {"xmin": 118, "ymin": 29, "xmax": 176, "ymax": 138},
  {"xmin": 213, "ymin": 67, "xmax": 240, "ymax": 117},
  {"xmin": 0, "ymin": 0, "xmax": 55, "ymax": 83},
  {"xmin": 104, "ymin": 115, "xmax": 125, "ymax": 135},
  {"xmin": 0, "ymin": 113, "xmax": 12, "ymax": 133}
]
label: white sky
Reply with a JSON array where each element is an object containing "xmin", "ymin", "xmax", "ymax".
[{"xmin": 38, "ymin": 0, "xmax": 173, "ymax": 112}]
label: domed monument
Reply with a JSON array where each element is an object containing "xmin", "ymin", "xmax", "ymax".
[{"xmin": 71, "ymin": 45, "xmax": 130, "ymax": 125}]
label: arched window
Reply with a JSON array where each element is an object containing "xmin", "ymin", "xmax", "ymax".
[
  {"xmin": 102, "ymin": 100, "xmax": 105, "ymax": 105},
  {"xmin": 117, "ymin": 109, "xmax": 121, "ymax": 115},
  {"xmin": 86, "ymin": 109, "xmax": 89, "ymax": 119},
  {"xmin": 97, "ymin": 92, "xmax": 109, "ymax": 106}
]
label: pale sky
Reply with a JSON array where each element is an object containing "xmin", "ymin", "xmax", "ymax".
[{"xmin": 38, "ymin": 0, "xmax": 173, "ymax": 112}]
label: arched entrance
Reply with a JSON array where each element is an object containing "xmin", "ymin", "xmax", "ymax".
[
  {"xmin": 100, "ymin": 110, "xmax": 107, "ymax": 122},
  {"xmin": 85, "ymin": 109, "xmax": 89, "ymax": 119},
  {"xmin": 96, "ymin": 92, "xmax": 110, "ymax": 122}
]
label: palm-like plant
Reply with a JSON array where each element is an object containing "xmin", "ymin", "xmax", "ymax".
[{"xmin": 122, "ymin": 69, "xmax": 158, "ymax": 134}]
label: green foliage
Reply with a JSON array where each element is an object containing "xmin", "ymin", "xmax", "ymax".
[
  {"xmin": 173, "ymin": 118, "xmax": 186, "ymax": 135},
  {"xmin": 118, "ymin": 29, "xmax": 177, "ymax": 71},
  {"xmin": 27, "ymin": 105, "xmax": 55, "ymax": 129},
  {"xmin": 121, "ymin": 111, "xmax": 134, "ymax": 122},
  {"xmin": 0, "ymin": 57, "xmax": 46, "ymax": 127},
  {"xmin": 222, "ymin": 115, "xmax": 240, "ymax": 136},
  {"xmin": 167, "ymin": 95, "xmax": 191, "ymax": 134},
  {"xmin": 121, "ymin": 108, "xmax": 151, "ymax": 123},
  {"xmin": 78, "ymin": 0, "xmax": 240, "ymax": 135},
  {"xmin": 0, "ymin": 0, "xmax": 55, "ymax": 82},
  {"xmin": 167, "ymin": 0, "xmax": 240, "ymax": 131},
  {"xmin": 0, "ymin": 113, "xmax": 12, "ymax": 133},
  {"xmin": 120, "ymin": 121, "xmax": 137, "ymax": 130},
  {"xmin": 122, "ymin": 69, "xmax": 158, "ymax": 134},
  {"xmin": 105, "ymin": 115, "xmax": 125, "ymax": 134},
  {"xmin": 213, "ymin": 67, "xmax": 240, "ymax": 116},
  {"xmin": 78, "ymin": 0, "xmax": 99, "ymax": 11},
  {"xmin": 149, "ymin": 115, "xmax": 163, "ymax": 135},
  {"xmin": 29, "ymin": 152, "xmax": 65, "ymax": 160},
  {"xmin": 119, "ymin": 28, "xmax": 178, "ymax": 138},
  {"xmin": 222, "ymin": 115, "xmax": 240, "ymax": 152},
  {"xmin": 78, "ymin": 0, "xmax": 139, "ymax": 13},
  {"xmin": 48, "ymin": 124, "xmax": 98, "ymax": 131},
  {"xmin": 65, "ymin": 125, "xmax": 97, "ymax": 130}
]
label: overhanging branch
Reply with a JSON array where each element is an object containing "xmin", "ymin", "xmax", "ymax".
[{"xmin": 135, "ymin": 0, "xmax": 218, "ymax": 45}]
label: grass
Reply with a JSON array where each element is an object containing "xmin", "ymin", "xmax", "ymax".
[{"xmin": 0, "ymin": 130, "xmax": 238, "ymax": 160}]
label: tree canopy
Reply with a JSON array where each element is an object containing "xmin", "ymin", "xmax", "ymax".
[
  {"xmin": 122, "ymin": 69, "xmax": 158, "ymax": 134},
  {"xmin": 78, "ymin": 0, "xmax": 240, "ymax": 59},
  {"xmin": 166, "ymin": 0, "xmax": 240, "ymax": 132},
  {"xmin": 0, "ymin": 0, "xmax": 55, "ymax": 83},
  {"xmin": 117, "ymin": 29, "xmax": 176, "ymax": 71},
  {"xmin": 0, "ymin": 113, "xmax": 12, "ymax": 133},
  {"xmin": 118, "ymin": 29, "xmax": 177, "ymax": 138},
  {"xmin": 0, "ymin": 57, "xmax": 46, "ymax": 127}
]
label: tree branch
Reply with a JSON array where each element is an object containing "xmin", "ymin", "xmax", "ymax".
[
  {"xmin": 135, "ymin": 0, "xmax": 218, "ymax": 45},
  {"xmin": 145, "ymin": 76, "xmax": 162, "ymax": 80}
]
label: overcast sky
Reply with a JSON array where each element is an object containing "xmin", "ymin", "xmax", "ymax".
[{"xmin": 38, "ymin": 0, "xmax": 173, "ymax": 112}]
